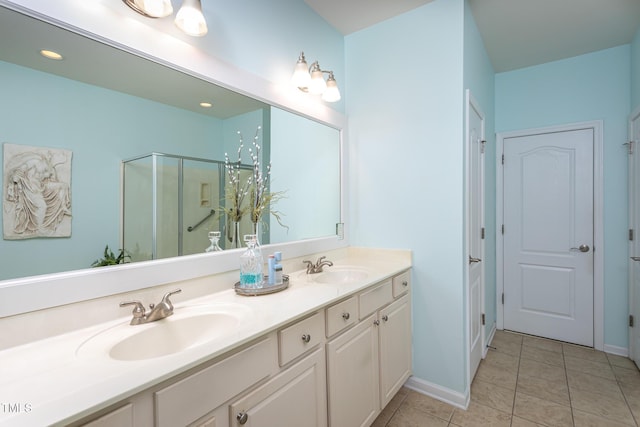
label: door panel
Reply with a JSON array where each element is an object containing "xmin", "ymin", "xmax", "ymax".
[
  {"xmin": 503, "ymin": 129, "xmax": 594, "ymax": 346},
  {"xmin": 467, "ymin": 92, "xmax": 484, "ymax": 381},
  {"xmin": 630, "ymin": 110, "xmax": 640, "ymax": 369}
]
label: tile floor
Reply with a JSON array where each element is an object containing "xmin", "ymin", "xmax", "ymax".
[{"xmin": 373, "ymin": 330, "xmax": 640, "ymax": 426}]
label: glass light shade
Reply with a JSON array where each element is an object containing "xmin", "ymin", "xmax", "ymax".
[
  {"xmin": 322, "ymin": 75, "xmax": 341, "ymax": 102},
  {"xmin": 131, "ymin": 0, "xmax": 173, "ymax": 17},
  {"xmin": 308, "ymin": 69, "xmax": 327, "ymax": 95},
  {"xmin": 175, "ymin": 0, "xmax": 208, "ymax": 36},
  {"xmin": 291, "ymin": 61, "xmax": 311, "ymax": 89}
]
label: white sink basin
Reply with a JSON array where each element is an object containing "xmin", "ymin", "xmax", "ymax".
[
  {"xmin": 312, "ymin": 267, "xmax": 370, "ymax": 284},
  {"xmin": 77, "ymin": 304, "xmax": 250, "ymax": 361}
]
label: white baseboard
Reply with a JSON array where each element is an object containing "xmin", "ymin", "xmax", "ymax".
[
  {"xmin": 404, "ymin": 376, "xmax": 469, "ymax": 410},
  {"xmin": 604, "ymin": 344, "xmax": 628, "ymax": 357}
]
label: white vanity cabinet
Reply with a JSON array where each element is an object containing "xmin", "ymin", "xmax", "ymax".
[
  {"xmin": 229, "ymin": 347, "xmax": 327, "ymax": 427},
  {"xmin": 326, "ymin": 270, "xmax": 412, "ymax": 427},
  {"xmin": 73, "ymin": 268, "xmax": 411, "ymax": 427}
]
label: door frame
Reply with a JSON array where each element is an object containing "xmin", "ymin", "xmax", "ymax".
[
  {"xmin": 465, "ymin": 89, "xmax": 486, "ymax": 389},
  {"xmin": 496, "ymin": 121, "xmax": 604, "ymax": 351},
  {"xmin": 629, "ymin": 105, "xmax": 640, "ymax": 362}
]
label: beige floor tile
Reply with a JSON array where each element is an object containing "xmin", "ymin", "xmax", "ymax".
[
  {"xmin": 570, "ymin": 387, "xmax": 636, "ymax": 425},
  {"xmin": 450, "ymin": 402, "xmax": 511, "ymax": 427},
  {"xmin": 521, "ymin": 345, "xmax": 565, "ymax": 367},
  {"xmin": 490, "ymin": 338, "xmax": 522, "ymax": 357},
  {"xmin": 386, "ymin": 404, "xmax": 449, "ymax": 427},
  {"xmin": 566, "ymin": 369, "xmax": 623, "ymax": 398},
  {"xmin": 522, "ymin": 336, "xmax": 563, "ymax": 353},
  {"xmin": 510, "ymin": 416, "xmax": 545, "ymax": 426},
  {"xmin": 513, "ymin": 392, "xmax": 573, "ymax": 427},
  {"xmin": 470, "ymin": 379, "xmax": 515, "ymax": 413},
  {"xmin": 483, "ymin": 349, "xmax": 520, "ymax": 372},
  {"xmin": 607, "ymin": 353, "xmax": 639, "ymax": 370},
  {"xmin": 561, "ymin": 343, "xmax": 608, "ymax": 363},
  {"xmin": 517, "ymin": 373, "xmax": 570, "ymax": 406},
  {"xmin": 564, "ymin": 355, "xmax": 616, "ymax": 380},
  {"xmin": 620, "ymin": 382, "xmax": 640, "ymax": 422},
  {"xmin": 519, "ymin": 357, "xmax": 566, "ymax": 382},
  {"xmin": 401, "ymin": 389, "xmax": 455, "ymax": 421},
  {"xmin": 612, "ymin": 364, "xmax": 640, "ymax": 384},
  {"xmin": 475, "ymin": 360, "xmax": 518, "ymax": 390},
  {"xmin": 372, "ymin": 387, "xmax": 408, "ymax": 426},
  {"xmin": 493, "ymin": 330, "xmax": 524, "ymax": 344},
  {"xmin": 572, "ymin": 409, "xmax": 636, "ymax": 427}
]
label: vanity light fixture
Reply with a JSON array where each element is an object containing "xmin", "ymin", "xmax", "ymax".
[
  {"xmin": 291, "ymin": 52, "xmax": 341, "ymax": 103},
  {"xmin": 122, "ymin": 0, "xmax": 208, "ymax": 37}
]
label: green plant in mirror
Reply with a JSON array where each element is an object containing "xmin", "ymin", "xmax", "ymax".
[{"xmin": 91, "ymin": 245, "xmax": 131, "ymax": 267}]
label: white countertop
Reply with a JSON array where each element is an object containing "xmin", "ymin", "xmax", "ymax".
[{"xmin": 0, "ymin": 247, "xmax": 411, "ymax": 426}]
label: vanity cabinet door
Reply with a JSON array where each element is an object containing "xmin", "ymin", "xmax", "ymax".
[
  {"xmin": 230, "ymin": 347, "xmax": 326, "ymax": 427},
  {"xmin": 379, "ymin": 294, "xmax": 412, "ymax": 408},
  {"xmin": 326, "ymin": 314, "xmax": 379, "ymax": 427},
  {"xmin": 80, "ymin": 404, "xmax": 133, "ymax": 427}
]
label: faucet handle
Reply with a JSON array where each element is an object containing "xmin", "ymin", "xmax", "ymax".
[
  {"xmin": 316, "ymin": 256, "xmax": 326, "ymax": 265},
  {"xmin": 119, "ymin": 300, "xmax": 146, "ymax": 319},
  {"xmin": 161, "ymin": 289, "xmax": 182, "ymax": 307}
]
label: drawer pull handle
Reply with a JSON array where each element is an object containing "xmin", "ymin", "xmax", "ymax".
[
  {"xmin": 237, "ymin": 411, "xmax": 248, "ymax": 425},
  {"xmin": 382, "ymin": 315, "xmax": 389, "ymax": 322},
  {"xmin": 342, "ymin": 312, "xmax": 350, "ymax": 320},
  {"xmin": 373, "ymin": 320, "xmax": 380, "ymax": 326},
  {"xmin": 302, "ymin": 334, "xmax": 311, "ymax": 343},
  {"xmin": 402, "ymin": 280, "xmax": 408, "ymax": 286}
]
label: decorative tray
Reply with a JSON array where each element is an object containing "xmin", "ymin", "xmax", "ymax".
[{"xmin": 234, "ymin": 275, "xmax": 290, "ymax": 296}]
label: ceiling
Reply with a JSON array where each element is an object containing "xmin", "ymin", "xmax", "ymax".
[
  {"xmin": 0, "ymin": 7, "xmax": 267, "ymax": 119},
  {"xmin": 304, "ymin": 0, "xmax": 640, "ymax": 72}
]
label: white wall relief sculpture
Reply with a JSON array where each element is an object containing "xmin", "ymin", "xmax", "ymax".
[{"xmin": 3, "ymin": 143, "xmax": 72, "ymax": 239}]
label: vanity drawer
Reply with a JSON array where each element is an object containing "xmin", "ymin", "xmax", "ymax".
[
  {"xmin": 154, "ymin": 336, "xmax": 275, "ymax": 427},
  {"xmin": 278, "ymin": 311, "xmax": 324, "ymax": 366},
  {"xmin": 326, "ymin": 296, "xmax": 358, "ymax": 338},
  {"xmin": 359, "ymin": 280, "xmax": 393, "ymax": 319},
  {"xmin": 392, "ymin": 270, "xmax": 411, "ymax": 298}
]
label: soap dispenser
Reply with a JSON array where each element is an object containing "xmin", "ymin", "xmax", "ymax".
[{"xmin": 239, "ymin": 234, "xmax": 264, "ymax": 288}]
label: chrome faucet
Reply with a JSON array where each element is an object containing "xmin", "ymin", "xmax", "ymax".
[
  {"xmin": 120, "ymin": 289, "xmax": 182, "ymax": 325},
  {"xmin": 303, "ymin": 256, "xmax": 334, "ymax": 274}
]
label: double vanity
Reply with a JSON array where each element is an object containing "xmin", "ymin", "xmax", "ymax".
[{"xmin": 0, "ymin": 247, "xmax": 412, "ymax": 427}]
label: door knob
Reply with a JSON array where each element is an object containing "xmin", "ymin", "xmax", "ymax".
[
  {"xmin": 469, "ymin": 256, "xmax": 482, "ymax": 264},
  {"xmin": 570, "ymin": 244, "xmax": 590, "ymax": 253}
]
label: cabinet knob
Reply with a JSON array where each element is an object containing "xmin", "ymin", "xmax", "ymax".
[
  {"xmin": 236, "ymin": 411, "xmax": 248, "ymax": 425},
  {"xmin": 301, "ymin": 334, "xmax": 311, "ymax": 343},
  {"xmin": 342, "ymin": 312, "xmax": 350, "ymax": 320},
  {"xmin": 373, "ymin": 320, "xmax": 380, "ymax": 326},
  {"xmin": 382, "ymin": 315, "xmax": 389, "ymax": 322},
  {"xmin": 402, "ymin": 280, "xmax": 408, "ymax": 287}
]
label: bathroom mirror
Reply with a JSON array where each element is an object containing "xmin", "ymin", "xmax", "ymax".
[{"xmin": 0, "ymin": 5, "xmax": 341, "ymax": 281}]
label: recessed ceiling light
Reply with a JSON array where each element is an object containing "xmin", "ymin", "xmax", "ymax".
[
  {"xmin": 40, "ymin": 50, "xmax": 63, "ymax": 60},
  {"xmin": 200, "ymin": 102, "xmax": 212, "ymax": 108}
]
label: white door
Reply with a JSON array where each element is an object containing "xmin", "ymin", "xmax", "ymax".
[
  {"xmin": 503, "ymin": 128, "xmax": 594, "ymax": 346},
  {"xmin": 629, "ymin": 108, "xmax": 640, "ymax": 369},
  {"xmin": 466, "ymin": 91, "xmax": 485, "ymax": 381}
]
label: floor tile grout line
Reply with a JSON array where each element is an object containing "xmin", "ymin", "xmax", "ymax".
[
  {"xmin": 608, "ymin": 356, "xmax": 640, "ymax": 427},
  {"xmin": 560, "ymin": 342, "xmax": 577, "ymax": 427}
]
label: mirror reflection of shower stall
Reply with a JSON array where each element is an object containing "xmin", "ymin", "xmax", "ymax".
[{"xmin": 122, "ymin": 153, "xmax": 257, "ymax": 262}]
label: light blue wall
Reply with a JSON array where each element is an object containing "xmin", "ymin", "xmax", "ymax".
[
  {"xmin": 633, "ymin": 27, "xmax": 640, "ymax": 109},
  {"xmin": 0, "ymin": 60, "xmax": 223, "ymax": 279},
  {"xmin": 463, "ymin": 0, "xmax": 496, "ymax": 345},
  {"xmin": 194, "ymin": 0, "xmax": 345, "ymax": 113},
  {"xmin": 346, "ymin": 0, "xmax": 468, "ymax": 393},
  {"xmin": 495, "ymin": 46, "xmax": 631, "ymax": 349}
]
